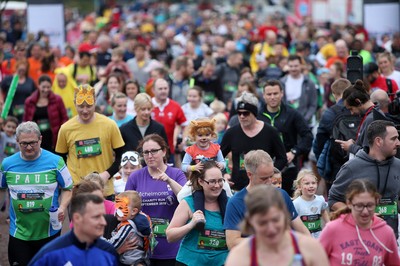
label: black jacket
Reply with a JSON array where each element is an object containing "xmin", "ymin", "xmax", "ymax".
[
  {"xmin": 119, "ymin": 117, "xmax": 168, "ymax": 152},
  {"xmin": 258, "ymin": 102, "xmax": 313, "ymax": 156}
]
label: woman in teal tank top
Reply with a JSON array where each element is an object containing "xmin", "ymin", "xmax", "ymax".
[{"xmin": 166, "ymin": 161, "xmax": 229, "ymax": 266}]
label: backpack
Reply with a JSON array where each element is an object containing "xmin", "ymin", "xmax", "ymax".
[
  {"xmin": 330, "ymin": 104, "xmax": 362, "ymax": 165},
  {"xmin": 317, "ymin": 104, "xmax": 362, "ymax": 181}
]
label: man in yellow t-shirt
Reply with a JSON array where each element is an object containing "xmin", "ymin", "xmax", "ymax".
[{"xmin": 55, "ymin": 84, "xmax": 124, "ymax": 199}]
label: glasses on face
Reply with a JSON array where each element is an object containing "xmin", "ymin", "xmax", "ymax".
[
  {"xmin": 19, "ymin": 140, "xmax": 39, "ymax": 148},
  {"xmin": 237, "ymin": 111, "xmax": 251, "ymax": 117},
  {"xmin": 203, "ymin": 178, "xmax": 225, "ymax": 186},
  {"xmin": 351, "ymin": 203, "xmax": 376, "ymax": 212},
  {"xmin": 142, "ymin": 148, "xmax": 162, "ymax": 156}
]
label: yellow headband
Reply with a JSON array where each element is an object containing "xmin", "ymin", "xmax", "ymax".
[{"xmin": 75, "ymin": 85, "xmax": 95, "ymax": 105}]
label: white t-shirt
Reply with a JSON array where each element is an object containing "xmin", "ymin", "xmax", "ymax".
[
  {"xmin": 181, "ymin": 102, "xmax": 213, "ymax": 126},
  {"xmin": 386, "ymin": 71, "xmax": 400, "ymax": 89},
  {"xmin": 285, "ymin": 75, "xmax": 304, "ymax": 101}
]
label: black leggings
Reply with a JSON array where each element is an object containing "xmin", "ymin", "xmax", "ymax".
[{"xmin": 8, "ymin": 232, "xmax": 60, "ymax": 266}]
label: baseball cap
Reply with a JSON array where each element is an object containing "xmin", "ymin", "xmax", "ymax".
[{"xmin": 121, "ymin": 151, "xmax": 140, "ymax": 166}]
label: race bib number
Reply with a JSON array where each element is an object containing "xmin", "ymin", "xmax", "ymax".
[
  {"xmin": 224, "ymin": 83, "xmax": 237, "ymax": 92},
  {"xmin": 13, "ymin": 104, "xmax": 24, "ymax": 116},
  {"xmin": 300, "ymin": 214, "xmax": 321, "ymax": 233},
  {"xmin": 37, "ymin": 119, "xmax": 51, "ymax": 131},
  {"xmin": 203, "ymin": 92, "xmax": 215, "ymax": 103},
  {"xmin": 197, "ymin": 229, "xmax": 227, "ymax": 250},
  {"xmin": 16, "ymin": 193, "xmax": 45, "ymax": 213},
  {"xmin": 376, "ymin": 198, "xmax": 397, "ymax": 217},
  {"xmin": 151, "ymin": 217, "xmax": 169, "ymax": 237},
  {"xmin": 75, "ymin": 138, "xmax": 102, "ymax": 158},
  {"xmin": 4, "ymin": 142, "xmax": 17, "ymax": 156},
  {"xmin": 239, "ymin": 153, "xmax": 245, "ymax": 171}
]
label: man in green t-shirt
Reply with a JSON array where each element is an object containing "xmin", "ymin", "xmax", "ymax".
[{"xmin": 0, "ymin": 121, "xmax": 73, "ymax": 266}]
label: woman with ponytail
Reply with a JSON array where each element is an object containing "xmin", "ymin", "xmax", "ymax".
[{"xmin": 320, "ymin": 179, "xmax": 399, "ymax": 265}]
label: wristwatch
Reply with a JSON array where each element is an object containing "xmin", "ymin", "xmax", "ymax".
[{"xmin": 290, "ymin": 148, "xmax": 297, "ymax": 155}]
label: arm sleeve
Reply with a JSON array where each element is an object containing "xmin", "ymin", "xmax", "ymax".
[
  {"xmin": 106, "ymin": 224, "xmax": 134, "ymax": 250},
  {"xmin": 181, "ymin": 153, "xmax": 193, "ymax": 172},
  {"xmin": 328, "ymin": 164, "xmax": 353, "ymax": 208},
  {"xmin": 314, "ymin": 109, "xmax": 335, "ymax": 159},
  {"xmin": 223, "ymin": 197, "xmax": 243, "ymax": 230},
  {"xmin": 216, "ymin": 150, "xmax": 225, "ymax": 167},
  {"xmin": 292, "ymin": 111, "xmax": 313, "ymax": 155},
  {"xmin": 304, "ymin": 81, "xmax": 318, "ymax": 122},
  {"xmin": 270, "ymin": 127, "xmax": 288, "ymax": 170},
  {"xmin": 106, "ymin": 146, "xmax": 123, "ymax": 178},
  {"xmin": 220, "ymin": 128, "xmax": 232, "ymax": 157}
]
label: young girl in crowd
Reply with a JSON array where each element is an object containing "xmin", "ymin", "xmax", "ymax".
[
  {"xmin": 84, "ymin": 172, "xmax": 116, "ymax": 213},
  {"xmin": 181, "ymin": 118, "xmax": 225, "ymax": 173},
  {"xmin": 178, "ymin": 118, "xmax": 232, "ymax": 206},
  {"xmin": 106, "ymin": 191, "xmax": 152, "ymax": 266},
  {"xmin": 271, "ymin": 167, "xmax": 282, "ymax": 189},
  {"xmin": 122, "ymin": 80, "xmax": 140, "ymax": 117},
  {"xmin": 114, "ymin": 151, "xmax": 140, "ymax": 195},
  {"xmin": 181, "ymin": 86, "xmax": 213, "ymax": 123},
  {"xmin": 292, "ymin": 169, "xmax": 329, "ymax": 238},
  {"xmin": 320, "ymin": 179, "xmax": 400, "ymax": 265},
  {"xmin": 212, "ymin": 112, "xmax": 228, "ymax": 145}
]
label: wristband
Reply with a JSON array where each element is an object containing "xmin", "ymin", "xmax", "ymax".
[{"xmin": 191, "ymin": 165, "xmax": 196, "ymax": 171}]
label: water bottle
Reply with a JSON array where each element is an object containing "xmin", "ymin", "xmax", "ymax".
[
  {"xmin": 49, "ymin": 206, "xmax": 62, "ymax": 230},
  {"xmin": 292, "ymin": 254, "xmax": 303, "ymax": 266}
]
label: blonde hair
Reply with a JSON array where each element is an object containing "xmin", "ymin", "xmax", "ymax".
[
  {"xmin": 117, "ymin": 190, "xmax": 142, "ymax": 211},
  {"xmin": 134, "ymin": 92, "xmax": 153, "ymax": 111},
  {"xmin": 209, "ymin": 100, "xmax": 226, "ymax": 113},
  {"xmin": 83, "ymin": 172, "xmax": 105, "ymax": 190},
  {"xmin": 293, "ymin": 169, "xmax": 318, "ymax": 199},
  {"xmin": 213, "ymin": 112, "xmax": 228, "ymax": 125}
]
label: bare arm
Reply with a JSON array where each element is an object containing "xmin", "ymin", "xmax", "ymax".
[
  {"xmin": 166, "ymin": 200, "xmax": 204, "ymax": 242},
  {"xmin": 152, "ymin": 167, "xmax": 183, "ymax": 196},
  {"xmin": 321, "ymin": 209, "xmax": 330, "ymax": 225},
  {"xmin": 226, "ymin": 229, "xmax": 246, "ymax": 250},
  {"xmin": 58, "ymin": 189, "xmax": 72, "ymax": 222},
  {"xmin": 291, "ymin": 216, "xmax": 311, "ymax": 235}
]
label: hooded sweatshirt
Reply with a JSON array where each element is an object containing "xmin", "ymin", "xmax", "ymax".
[
  {"xmin": 328, "ymin": 149, "xmax": 400, "ymax": 237},
  {"xmin": 320, "ymin": 213, "xmax": 399, "ymax": 266}
]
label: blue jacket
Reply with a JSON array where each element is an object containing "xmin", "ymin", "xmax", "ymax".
[{"xmin": 29, "ymin": 230, "xmax": 119, "ymax": 266}]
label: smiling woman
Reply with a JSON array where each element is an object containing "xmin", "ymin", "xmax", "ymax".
[
  {"xmin": 23, "ymin": 74, "xmax": 68, "ymax": 152},
  {"xmin": 166, "ymin": 161, "xmax": 229, "ymax": 266}
]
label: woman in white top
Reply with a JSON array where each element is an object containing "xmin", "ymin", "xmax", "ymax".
[{"xmin": 377, "ymin": 51, "xmax": 400, "ymax": 87}]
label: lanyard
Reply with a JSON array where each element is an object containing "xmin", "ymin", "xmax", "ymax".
[{"xmin": 356, "ymin": 105, "xmax": 375, "ymax": 141}]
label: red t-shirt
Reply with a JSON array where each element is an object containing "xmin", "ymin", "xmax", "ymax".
[
  {"xmin": 151, "ymin": 98, "xmax": 186, "ymax": 154},
  {"xmin": 371, "ymin": 76, "xmax": 399, "ymax": 101}
]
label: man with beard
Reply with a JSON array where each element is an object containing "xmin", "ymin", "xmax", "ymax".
[{"xmin": 329, "ymin": 120, "xmax": 400, "ymax": 237}]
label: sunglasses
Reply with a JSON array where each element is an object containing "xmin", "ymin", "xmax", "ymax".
[{"xmin": 237, "ymin": 111, "xmax": 251, "ymax": 117}]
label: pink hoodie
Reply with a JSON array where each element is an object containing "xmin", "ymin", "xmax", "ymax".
[{"xmin": 320, "ymin": 213, "xmax": 399, "ymax": 266}]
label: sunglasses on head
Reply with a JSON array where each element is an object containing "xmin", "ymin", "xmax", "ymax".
[{"xmin": 237, "ymin": 111, "xmax": 251, "ymax": 117}]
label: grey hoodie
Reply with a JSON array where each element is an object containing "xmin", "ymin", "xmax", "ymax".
[{"xmin": 328, "ymin": 149, "xmax": 400, "ymax": 237}]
